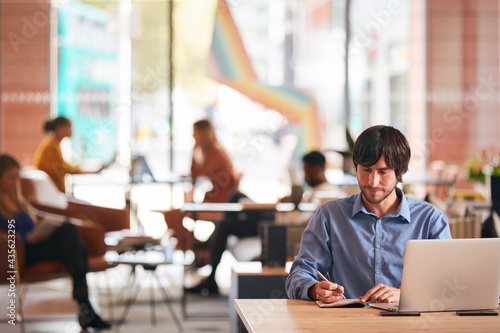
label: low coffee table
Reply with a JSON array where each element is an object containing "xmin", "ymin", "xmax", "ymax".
[{"xmin": 106, "ymin": 250, "xmax": 183, "ymax": 332}]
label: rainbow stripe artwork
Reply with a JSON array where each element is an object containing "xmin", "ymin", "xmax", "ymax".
[{"xmin": 208, "ymin": 0, "xmax": 319, "ymax": 149}]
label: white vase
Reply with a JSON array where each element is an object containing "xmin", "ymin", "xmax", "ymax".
[{"xmin": 485, "ymin": 175, "xmax": 491, "ymax": 202}]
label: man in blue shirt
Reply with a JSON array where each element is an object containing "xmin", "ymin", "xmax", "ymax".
[{"xmin": 286, "ymin": 125, "xmax": 451, "ymax": 304}]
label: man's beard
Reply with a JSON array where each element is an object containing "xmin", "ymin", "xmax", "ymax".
[{"xmin": 359, "ymin": 183, "xmax": 398, "ymax": 205}]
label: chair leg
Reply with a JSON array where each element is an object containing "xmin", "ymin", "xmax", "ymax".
[
  {"xmin": 14, "ymin": 285, "xmax": 25, "ymax": 333},
  {"xmin": 17, "ymin": 284, "xmax": 30, "ymax": 331},
  {"xmin": 104, "ymin": 269, "xmax": 115, "ymax": 321},
  {"xmin": 13, "ymin": 245, "xmax": 25, "ymax": 333},
  {"xmin": 90, "ymin": 270, "xmax": 115, "ymax": 321}
]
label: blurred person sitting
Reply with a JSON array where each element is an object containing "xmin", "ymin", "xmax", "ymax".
[
  {"xmin": 0, "ymin": 154, "xmax": 111, "ymax": 330},
  {"xmin": 187, "ymin": 119, "xmax": 239, "ymax": 269},
  {"xmin": 276, "ymin": 151, "xmax": 342, "ymax": 224},
  {"xmin": 186, "ymin": 151, "xmax": 338, "ymax": 295},
  {"xmin": 292, "ymin": 151, "xmax": 340, "ymax": 203},
  {"xmin": 33, "ymin": 116, "xmax": 106, "ymax": 193},
  {"xmin": 190, "ymin": 119, "xmax": 238, "ymax": 203}
]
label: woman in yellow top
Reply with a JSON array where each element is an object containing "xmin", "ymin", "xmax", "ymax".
[{"xmin": 34, "ymin": 116, "xmax": 105, "ymax": 192}]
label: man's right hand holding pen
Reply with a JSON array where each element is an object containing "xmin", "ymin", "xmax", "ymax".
[
  {"xmin": 309, "ymin": 281, "xmax": 346, "ymax": 303},
  {"xmin": 308, "ymin": 269, "xmax": 346, "ymax": 303}
]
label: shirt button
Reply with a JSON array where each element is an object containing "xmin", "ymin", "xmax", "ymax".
[
  {"xmin": 375, "ymin": 270, "xmax": 380, "ymax": 275},
  {"xmin": 376, "ymin": 244, "xmax": 381, "ymax": 249}
]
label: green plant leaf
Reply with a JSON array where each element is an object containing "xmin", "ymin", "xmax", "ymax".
[
  {"xmin": 346, "ymin": 129, "xmax": 355, "ymax": 151},
  {"xmin": 336, "ymin": 151, "xmax": 352, "ymax": 158}
]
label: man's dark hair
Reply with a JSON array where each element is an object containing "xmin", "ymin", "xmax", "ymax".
[
  {"xmin": 352, "ymin": 125, "xmax": 411, "ymax": 182},
  {"xmin": 302, "ymin": 151, "xmax": 326, "ymax": 169}
]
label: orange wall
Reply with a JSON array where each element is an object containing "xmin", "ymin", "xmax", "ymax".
[
  {"xmin": 0, "ymin": 1, "xmax": 50, "ymax": 166},
  {"xmin": 427, "ymin": 0, "xmax": 500, "ymax": 171}
]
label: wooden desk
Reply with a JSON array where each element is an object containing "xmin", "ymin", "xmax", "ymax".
[
  {"xmin": 230, "ymin": 262, "xmax": 290, "ymax": 333},
  {"xmin": 235, "ymin": 299, "xmax": 500, "ymax": 333},
  {"xmin": 181, "ymin": 202, "xmax": 318, "ymax": 213}
]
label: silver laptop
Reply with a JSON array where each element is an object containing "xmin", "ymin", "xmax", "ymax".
[{"xmin": 370, "ymin": 238, "xmax": 500, "ymax": 312}]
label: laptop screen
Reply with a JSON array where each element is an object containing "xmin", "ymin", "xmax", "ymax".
[{"xmin": 398, "ymin": 238, "xmax": 500, "ymax": 312}]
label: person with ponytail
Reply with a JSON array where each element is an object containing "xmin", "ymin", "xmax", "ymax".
[
  {"xmin": 0, "ymin": 154, "xmax": 111, "ymax": 330},
  {"xmin": 34, "ymin": 116, "xmax": 106, "ymax": 193},
  {"xmin": 190, "ymin": 119, "xmax": 237, "ymax": 203}
]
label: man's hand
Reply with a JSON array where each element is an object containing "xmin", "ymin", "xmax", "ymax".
[
  {"xmin": 309, "ymin": 281, "xmax": 345, "ymax": 304},
  {"xmin": 359, "ymin": 283, "xmax": 400, "ymax": 303}
]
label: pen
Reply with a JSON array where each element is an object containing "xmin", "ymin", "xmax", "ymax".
[{"xmin": 315, "ymin": 269, "xmax": 346, "ymax": 299}]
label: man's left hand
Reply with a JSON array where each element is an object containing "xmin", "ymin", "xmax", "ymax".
[{"xmin": 359, "ymin": 283, "xmax": 400, "ymax": 303}]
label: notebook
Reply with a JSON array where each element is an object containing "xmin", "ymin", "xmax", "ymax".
[
  {"xmin": 370, "ymin": 238, "xmax": 500, "ymax": 312},
  {"xmin": 316, "ymin": 299, "xmax": 365, "ymax": 308}
]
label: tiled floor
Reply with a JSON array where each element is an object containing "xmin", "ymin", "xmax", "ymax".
[{"xmin": 0, "ymin": 262, "xmax": 233, "ymax": 333}]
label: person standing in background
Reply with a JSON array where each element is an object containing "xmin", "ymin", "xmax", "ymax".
[{"xmin": 33, "ymin": 116, "xmax": 106, "ymax": 193}]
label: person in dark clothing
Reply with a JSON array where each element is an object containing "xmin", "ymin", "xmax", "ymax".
[
  {"xmin": 0, "ymin": 154, "xmax": 110, "ymax": 330},
  {"xmin": 187, "ymin": 191, "xmax": 274, "ymax": 294}
]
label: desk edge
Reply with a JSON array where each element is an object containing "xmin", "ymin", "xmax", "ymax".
[{"xmin": 234, "ymin": 299, "xmax": 256, "ymax": 333}]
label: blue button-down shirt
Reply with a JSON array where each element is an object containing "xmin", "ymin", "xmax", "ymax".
[{"xmin": 286, "ymin": 188, "xmax": 451, "ymax": 300}]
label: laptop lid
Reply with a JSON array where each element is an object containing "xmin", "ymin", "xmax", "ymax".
[{"xmin": 398, "ymin": 238, "xmax": 500, "ymax": 312}]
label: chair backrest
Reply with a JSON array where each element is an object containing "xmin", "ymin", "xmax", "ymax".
[
  {"xmin": 68, "ymin": 202, "xmax": 130, "ymax": 232},
  {"xmin": 427, "ymin": 161, "xmax": 459, "ymax": 199},
  {"xmin": 1, "ymin": 225, "xmax": 108, "ymax": 285},
  {"xmin": 20, "ymin": 170, "xmax": 68, "ymax": 209},
  {"xmin": 21, "ymin": 170, "xmax": 130, "ymax": 233},
  {"xmin": 0, "ymin": 230, "xmax": 26, "ymax": 282},
  {"xmin": 448, "ymin": 207, "xmax": 482, "ymax": 238},
  {"xmin": 428, "ymin": 160, "xmax": 446, "ymax": 179}
]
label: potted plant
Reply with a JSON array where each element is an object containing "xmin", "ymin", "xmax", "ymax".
[
  {"xmin": 465, "ymin": 147, "xmax": 500, "ymax": 201},
  {"xmin": 336, "ymin": 128, "xmax": 356, "ymax": 175}
]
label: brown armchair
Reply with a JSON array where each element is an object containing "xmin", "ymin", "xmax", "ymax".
[
  {"xmin": 0, "ymin": 218, "xmax": 110, "ymax": 332},
  {"xmin": 0, "ymin": 169, "xmax": 127, "ymax": 331},
  {"xmin": 20, "ymin": 170, "xmax": 130, "ymax": 233},
  {"xmin": 0, "ymin": 221, "xmax": 108, "ymax": 282}
]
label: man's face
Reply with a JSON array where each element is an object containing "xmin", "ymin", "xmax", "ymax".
[
  {"xmin": 357, "ymin": 155, "xmax": 399, "ymax": 205},
  {"xmin": 303, "ymin": 162, "xmax": 321, "ymax": 187},
  {"xmin": 303, "ymin": 163, "xmax": 313, "ymax": 186}
]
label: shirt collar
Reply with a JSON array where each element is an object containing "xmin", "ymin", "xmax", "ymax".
[{"xmin": 352, "ymin": 187, "xmax": 411, "ymax": 223}]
